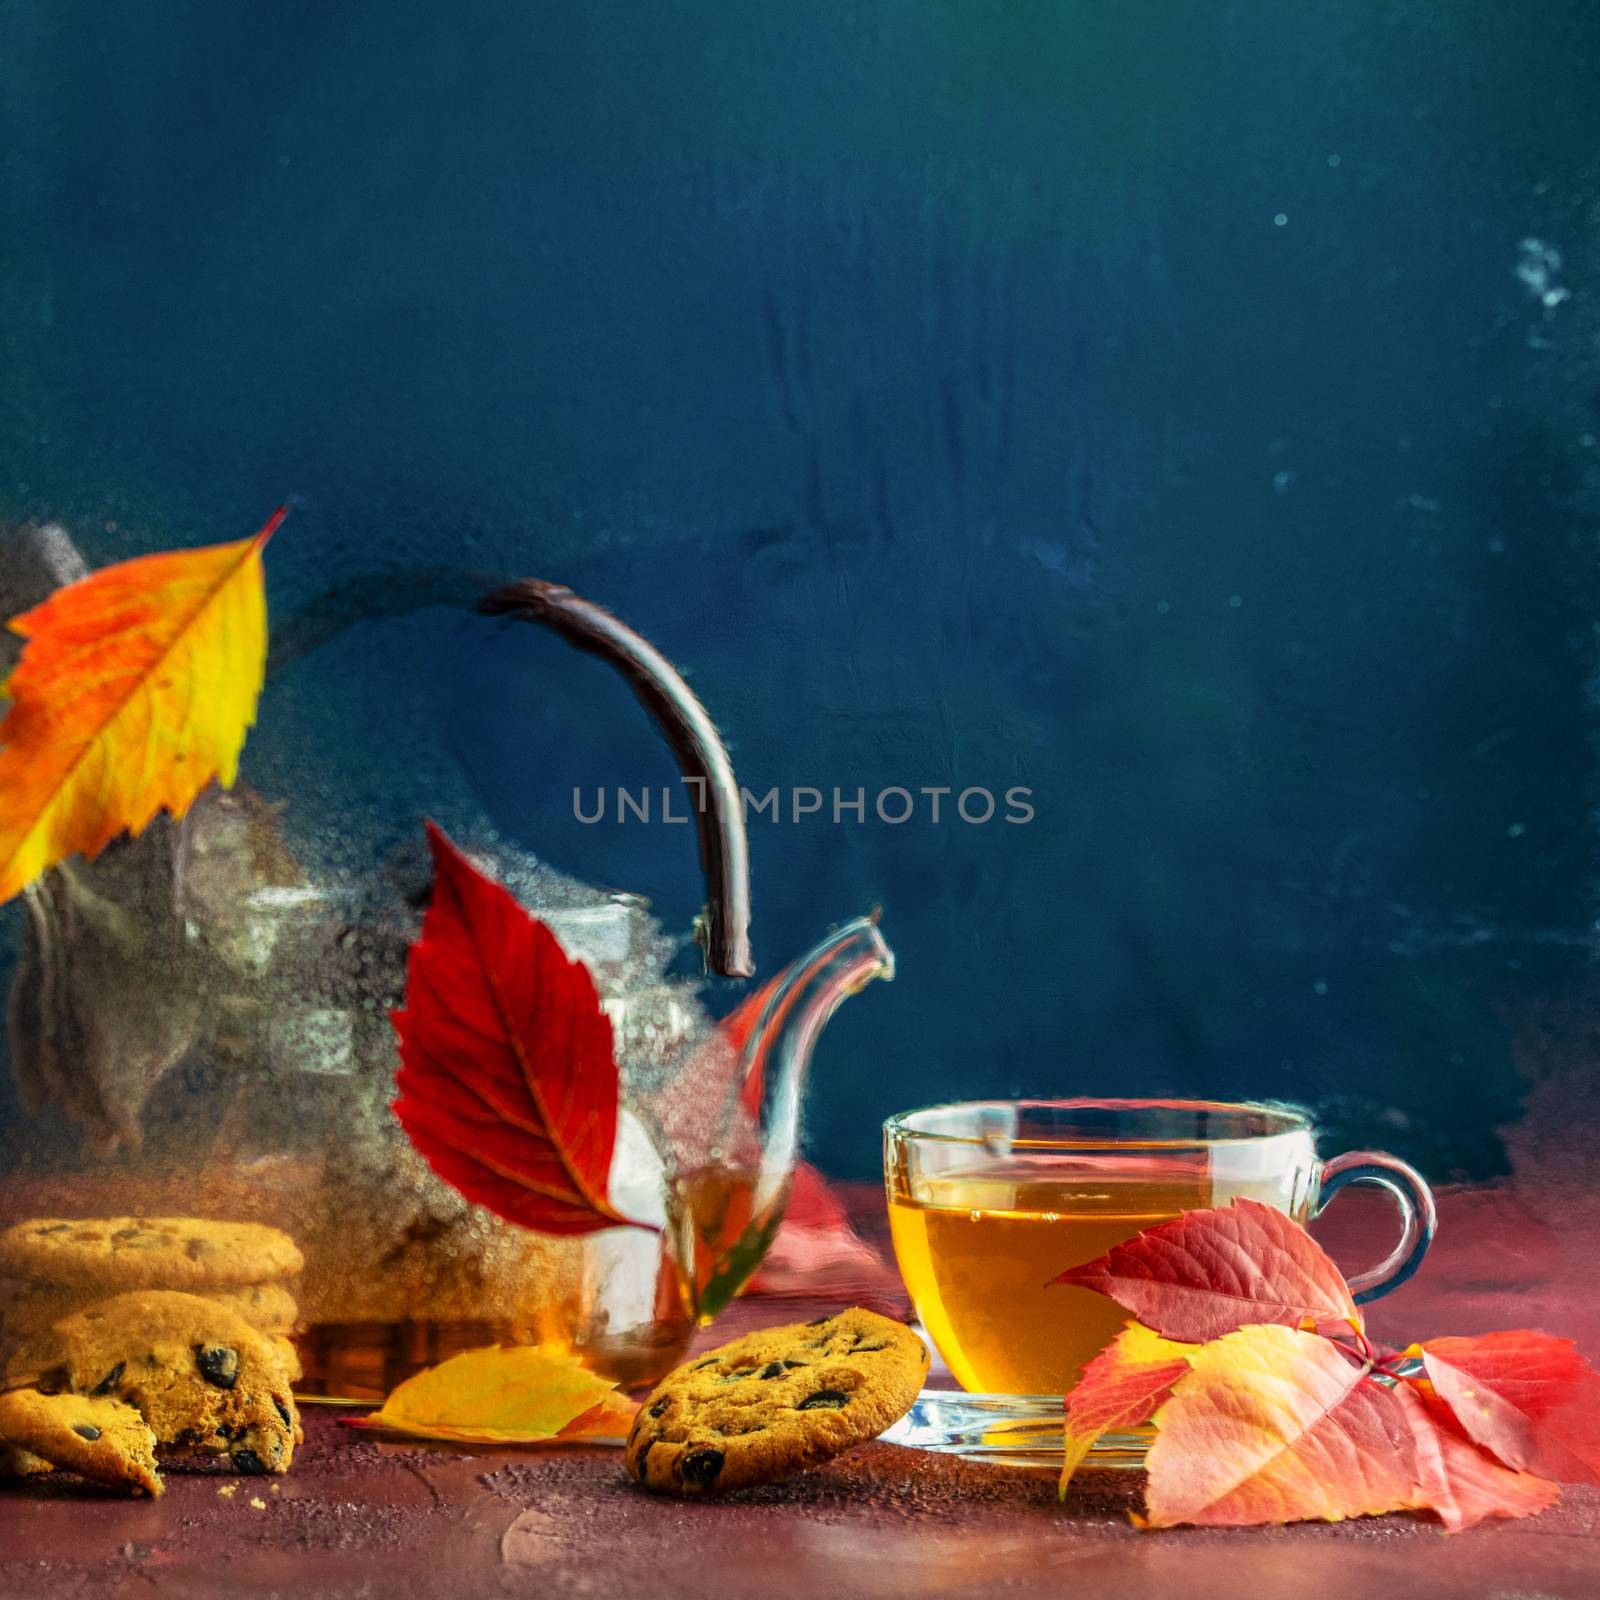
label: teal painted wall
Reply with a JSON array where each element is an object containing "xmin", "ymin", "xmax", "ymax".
[{"xmin": 3, "ymin": 2, "xmax": 1599, "ymax": 1177}]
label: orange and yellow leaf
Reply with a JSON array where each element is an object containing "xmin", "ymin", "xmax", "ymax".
[
  {"xmin": 0, "ymin": 513, "xmax": 281, "ymax": 902},
  {"xmin": 1144, "ymin": 1324, "xmax": 1427, "ymax": 1528}
]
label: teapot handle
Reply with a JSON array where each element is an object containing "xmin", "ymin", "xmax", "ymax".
[{"xmin": 478, "ymin": 579, "xmax": 754, "ymax": 978}]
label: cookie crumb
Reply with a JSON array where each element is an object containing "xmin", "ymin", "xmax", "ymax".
[
  {"xmin": 249, "ymin": 1496, "xmax": 267, "ymax": 1510},
  {"xmin": 217, "ymin": 1483, "xmax": 237, "ymax": 1498}
]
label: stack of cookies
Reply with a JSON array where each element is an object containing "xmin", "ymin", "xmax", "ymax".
[
  {"xmin": 0, "ymin": 1218, "xmax": 305, "ymax": 1496},
  {"xmin": 0, "ymin": 1216, "xmax": 305, "ymax": 1383}
]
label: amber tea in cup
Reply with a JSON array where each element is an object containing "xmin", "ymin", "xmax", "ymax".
[
  {"xmin": 889, "ymin": 1152, "xmax": 1214, "ymax": 1393},
  {"xmin": 883, "ymin": 1099, "xmax": 1435, "ymax": 1458}
]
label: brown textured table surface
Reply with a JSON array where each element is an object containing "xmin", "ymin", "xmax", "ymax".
[{"xmin": 3, "ymin": 1182, "xmax": 1598, "ymax": 1600}]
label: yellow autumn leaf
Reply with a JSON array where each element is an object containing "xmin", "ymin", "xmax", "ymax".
[
  {"xmin": 364, "ymin": 1345, "xmax": 635, "ymax": 1445},
  {"xmin": 0, "ymin": 512, "xmax": 282, "ymax": 903}
]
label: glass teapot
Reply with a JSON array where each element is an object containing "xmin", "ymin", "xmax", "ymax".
[{"xmin": 0, "ymin": 529, "xmax": 894, "ymax": 1398}]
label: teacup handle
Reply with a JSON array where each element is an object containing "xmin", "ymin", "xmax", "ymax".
[{"xmin": 1311, "ymin": 1150, "xmax": 1438, "ymax": 1304}]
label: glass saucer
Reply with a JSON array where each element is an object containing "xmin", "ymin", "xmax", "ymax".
[{"xmin": 878, "ymin": 1390, "xmax": 1148, "ymax": 1470}]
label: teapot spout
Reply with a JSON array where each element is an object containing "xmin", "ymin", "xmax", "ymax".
[
  {"xmin": 737, "ymin": 915, "xmax": 895, "ymax": 1190},
  {"xmin": 661, "ymin": 916, "xmax": 892, "ymax": 1323}
]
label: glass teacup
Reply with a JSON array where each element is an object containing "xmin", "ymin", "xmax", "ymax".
[{"xmin": 881, "ymin": 1099, "xmax": 1435, "ymax": 1464}]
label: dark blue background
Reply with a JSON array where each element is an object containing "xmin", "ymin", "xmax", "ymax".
[{"xmin": 4, "ymin": 1, "xmax": 1599, "ymax": 1178}]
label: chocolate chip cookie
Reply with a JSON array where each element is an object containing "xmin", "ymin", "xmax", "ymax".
[
  {"xmin": 53, "ymin": 1290, "xmax": 299, "ymax": 1474},
  {"xmin": 0, "ymin": 1218, "xmax": 303, "ymax": 1291},
  {"xmin": 0, "ymin": 1389, "xmax": 162, "ymax": 1496},
  {"xmin": 2, "ymin": 1279, "xmax": 300, "ymax": 1340},
  {"xmin": 626, "ymin": 1308, "xmax": 928, "ymax": 1495},
  {"xmin": 4, "ymin": 1323, "xmax": 298, "ymax": 1390}
]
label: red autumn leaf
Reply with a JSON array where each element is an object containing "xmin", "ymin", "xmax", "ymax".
[
  {"xmin": 1418, "ymin": 1330, "xmax": 1600, "ymax": 1486},
  {"xmin": 1397, "ymin": 1380, "xmax": 1561, "ymax": 1532},
  {"xmin": 1063, "ymin": 1199, "xmax": 1575, "ymax": 1533},
  {"xmin": 1052, "ymin": 1198, "xmax": 1359, "ymax": 1345},
  {"xmin": 391, "ymin": 821, "xmax": 643, "ymax": 1235},
  {"xmin": 1060, "ymin": 1322, "xmax": 1195, "ymax": 1495},
  {"xmin": 1144, "ymin": 1324, "xmax": 1428, "ymax": 1529}
]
